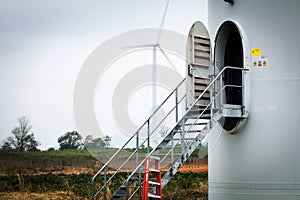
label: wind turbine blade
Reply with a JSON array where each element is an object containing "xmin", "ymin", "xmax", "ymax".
[
  {"xmin": 122, "ymin": 44, "xmax": 156, "ymax": 49},
  {"xmin": 156, "ymin": 0, "xmax": 170, "ymax": 43},
  {"xmin": 158, "ymin": 46, "xmax": 182, "ymax": 77},
  {"xmin": 152, "ymin": 47, "xmax": 157, "ymax": 108}
]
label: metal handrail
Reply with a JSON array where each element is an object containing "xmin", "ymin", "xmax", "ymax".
[
  {"xmin": 183, "ymin": 84, "xmax": 244, "ymax": 136},
  {"xmin": 148, "ymin": 66, "xmax": 248, "ymax": 152},
  {"xmin": 92, "ymin": 66, "xmax": 248, "ymax": 199},
  {"xmin": 125, "ymin": 67, "xmax": 249, "ymax": 198}
]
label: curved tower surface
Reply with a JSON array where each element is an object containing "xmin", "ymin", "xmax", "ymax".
[{"xmin": 207, "ymin": 0, "xmax": 300, "ymax": 199}]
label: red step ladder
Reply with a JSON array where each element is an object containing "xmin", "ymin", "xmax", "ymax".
[{"xmin": 142, "ymin": 156, "xmax": 162, "ymax": 200}]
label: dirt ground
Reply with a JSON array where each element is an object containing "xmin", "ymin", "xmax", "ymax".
[
  {"xmin": 179, "ymin": 164, "xmax": 208, "ymax": 172},
  {"xmin": 0, "ymin": 192, "xmax": 89, "ymax": 200}
]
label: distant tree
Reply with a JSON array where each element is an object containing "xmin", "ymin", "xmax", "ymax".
[
  {"xmin": 1, "ymin": 141, "xmax": 13, "ymax": 151},
  {"xmin": 94, "ymin": 137, "xmax": 106, "ymax": 148},
  {"xmin": 58, "ymin": 131, "xmax": 83, "ymax": 150},
  {"xmin": 103, "ymin": 135, "xmax": 112, "ymax": 148},
  {"xmin": 2, "ymin": 116, "xmax": 40, "ymax": 151},
  {"xmin": 84, "ymin": 135, "xmax": 105, "ymax": 149},
  {"xmin": 84, "ymin": 135, "xmax": 93, "ymax": 146},
  {"xmin": 26, "ymin": 135, "xmax": 40, "ymax": 151},
  {"xmin": 47, "ymin": 147, "xmax": 55, "ymax": 151}
]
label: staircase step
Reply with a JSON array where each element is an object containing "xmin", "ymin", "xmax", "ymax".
[
  {"xmin": 189, "ymin": 107, "xmax": 211, "ymax": 115},
  {"xmin": 148, "ymin": 193, "xmax": 161, "ymax": 199},
  {"xmin": 152, "ymin": 153, "xmax": 182, "ymax": 157},
  {"xmin": 189, "ymin": 108, "xmax": 210, "ymax": 112},
  {"xmin": 187, "ymin": 108, "xmax": 210, "ymax": 113},
  {"xmin": 194, "ymin": 103, "xmax": 211, "ymax": 107},
  {"xmin": 149, "ymin": 168, "xmax": 160, "ymax": 173},
  {"xmin": 111, "ymin": 192, "xmax": 129, "ymax": 198},
  {"xmin": 148, "ymin": 181, "xmax": 161, "ymax": 186},
  {"xmin": 129, "ymin": 176, "xmax": 140, "ymax": 181},
  {"xmin": 120, "ymin": 185, "xmax": 140, "ymax": 189},
  {"xmin": 149, "ymin": 155, "xmax": 160, "ymax": 160},
  {"xmin": 172, "ymin": 137, "xmax": 197, "ymax": 141},
  {"xmin": 184, "ymin": 122, "xmax": 207, "ymax": 126},
  {"xmin": 111, "ymin": 192, "xmax": 124, "ymax": 198},
  {"xmin": 174, "ymin": 129, "xmax": 199, "ymax": 133},
  {"xmin": 195, "ymin": 99, "xmax": 210, "ymax": 105},
  {"xmin": 186, "ymin": 114, "xmax": 211, "ymax": 119},
  {"xmin": 220, "ymin": 104, "xmax": 245, "ymax": 118}
]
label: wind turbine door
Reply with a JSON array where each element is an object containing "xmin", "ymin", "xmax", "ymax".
[{"xmin": 186, "ymin": 21, "xmax": 211, "ymax": 108}]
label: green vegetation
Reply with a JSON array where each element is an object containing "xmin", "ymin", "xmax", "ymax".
[
  {"xmin": 0, "ymin": 173, "xmax": 92, "ymax": 197},
  {"xmin": 0, "ymin": 149, "xmax": 208, "ymax": 199},
  {"xmin": 58, "ymin": 131, "xmax": 83, "ymax": 150},
  {"xmin": 0, "ymin": 150, "xmax": 97, "ymax": 174},
  {"xmin": 0, "ymin": 172, "xmax": 207, "ymax": 199},
  {"xmin": 163, "ymin": 172, "xmax": 208, "ymax": 200}
]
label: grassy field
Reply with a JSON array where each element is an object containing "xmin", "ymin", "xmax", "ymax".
[
  {"xmin": 0, "ymin": 149, "xmax": 100, "ymax": 175},
  {"xmin": 0, "ymin": 172, "xmax": 207, "ymax": 199},
  {"xmin": 0, "ymin": 149, "xmax": 208, "ymax": 199},
  {"xmin": 0, "ymin": 191, "xmax": 89, "ymax": 200}
]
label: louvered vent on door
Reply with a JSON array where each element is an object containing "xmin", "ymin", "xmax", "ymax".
[{"xmin": 192, "ymin": 35, "xmax": 210, "ymax": 67}]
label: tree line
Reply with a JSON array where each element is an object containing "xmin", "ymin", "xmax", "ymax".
[{"xmin": 1, "ymin": 116, "xmax": 112, "ymax": 151}]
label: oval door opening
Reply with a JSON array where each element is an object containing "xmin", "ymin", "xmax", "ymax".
[
  {"xmin": 214, "ymin": 21, "xmax": 248, "ymax": 134},
  {"xmin": 224, "ymin": 25, "xmax": 243, "ymax": 105}
]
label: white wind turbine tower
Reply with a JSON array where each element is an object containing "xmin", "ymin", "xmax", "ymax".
[{"xmin": 151, "ymin": 0, "xmax": 170, "ymax": 109}]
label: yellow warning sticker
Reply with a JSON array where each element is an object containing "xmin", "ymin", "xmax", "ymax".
[{"xmin": 252, "ymin": 48, "xmax": 261, "ymax": 56}]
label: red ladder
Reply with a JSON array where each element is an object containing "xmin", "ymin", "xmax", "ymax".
[{"xmin": 142, "ymin": 156, "xmax": 162, "ymax": 200}]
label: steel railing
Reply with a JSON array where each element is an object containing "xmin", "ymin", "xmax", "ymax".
[
  {"xmin": 91, "ymin": 66, "xmax": 249, "ymax": 200},
  {"xmin": 92, "ymin": 78, "xmax": 187, "ymax": 200}
]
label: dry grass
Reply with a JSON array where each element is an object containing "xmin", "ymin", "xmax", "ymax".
[
  {"xmin": 179, "ymin": 164, "xmax": 208, "ymax": 172},
  {"xmin": 0, "ymin": 192, "xmax": 89, "ymax": 200}
]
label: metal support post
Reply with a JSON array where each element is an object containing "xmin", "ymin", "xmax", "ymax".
[
  {"xmin": 139, "ymin": 169, "xmax": 142, "ymax": 200},
  {"xmin": 104, "ymin": 166, "xmax": 107, "ymax": 200},
  {"xmin": 136, "ymin": 132, "xmax": 139, "ymax": 168},
  {"xmin": 242, "ymin": 70, "xmax": 245, "ymax": 115},
  {"xmin": 175, "ymin": 89, "xmax": 178, "ymax": 123},
  {"xmin": 171, "ymin": 131, "xmax": 174, "ymax": 164},
  {"xmin": 220, "ymin": 73, "xmax": 223, "ymax": 109},
  {"xmin": 147, "ymin": 120, "xmax": 150, "ymax": 154},
  {"xmin": 181, "ymin": 120, "xmax": 185, "ymax": 153},
  {"xmin": 125, "ymin": 181, "xmax": 129, "ymax": 199}
]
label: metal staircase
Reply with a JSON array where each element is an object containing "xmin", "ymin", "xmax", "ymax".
[{"xmin": 92, "ymin": 66, "xmax": 249, "ymax": 200}]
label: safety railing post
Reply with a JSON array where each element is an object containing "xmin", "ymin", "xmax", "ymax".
[
  {"xmin": 181, "ymin": 120, "xmax": 185, "ymax": 153},
  {"xmin": 136, "ymin": 131, "xmax": 139, "ymax": 168},
  {"xmin": 242, "ymin": 70, "xmax": 246, "ymax": 115},
  {"xmin": 125, "ymin": 181, "xmax": 129, "ymax": 199},
  {"xmin": 210, "ymin": 76, "xmax": 214, "ymax": 129},
  {"xmin": 92, "ymin": 178, "xmax": 95, "ymax": 200},
  {"xmin": 104, "ymin": 166, "xmax": 107, "ymax": 200},
  {"xmin": 147, "ymin": 120, "xmax": 150, "ymax": 154},
  {"xmin": 220, "ymin": 73, "xmax": 223, "ymax": 108},
  {"xmin": 139, "ymin": 168, "xmax": 142, "ymax": 200},
  {"xmin": 171, "ymin": 130, "xmax": 174, "ymax": 164},
  {"xmin": 175, "ymin": 88, "xmax": 178, "ymax": 123}
]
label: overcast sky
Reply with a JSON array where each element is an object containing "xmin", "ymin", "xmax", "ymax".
[{"xmin": 0, "ymin": 0, "xmax": 207, "ymax": 150}]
